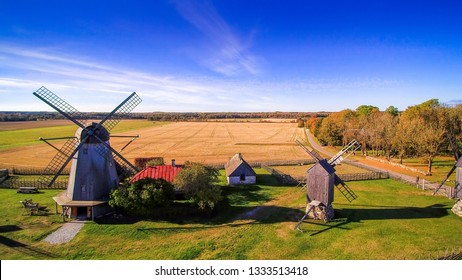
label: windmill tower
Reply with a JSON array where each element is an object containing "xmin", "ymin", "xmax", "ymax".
[
  {"xmin": 33, "ymin": 86, "xmax": 142, "ymax": 220},
  {"xmin": 294, "ymin": 139, "xmax": 360, "ymax": 229}
]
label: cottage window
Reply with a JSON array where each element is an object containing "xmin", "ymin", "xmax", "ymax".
[{"xmin": 240, "ymin": 174, "xmax": 246, "ymax": 181}]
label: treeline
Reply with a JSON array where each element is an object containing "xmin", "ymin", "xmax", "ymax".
[
  {"xmin": 304, "ymin": 100, "xmax": 462, "ymax": 174},
  {"xmin": 147, "ymin": 112, "xmax": 328, "ymax": 121},
  {"xmin": 0, "ymin": 111, "xmax": 145, "ymax": 122},
  {"xmin": 0, "ymin": 112, "xmax": 59, "ymax": 122},
  {"xmin": 1, "ymin": 111, "xmax": 328, "ymax": 122}
]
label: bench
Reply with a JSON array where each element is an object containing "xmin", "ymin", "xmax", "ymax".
[
  {"xmin": 17, "ymin": 187, "xmax": 39, "ymax": 194},
  {"xmin": 20, "ymin": 199, "xmax": 47, "ymax": 215}
]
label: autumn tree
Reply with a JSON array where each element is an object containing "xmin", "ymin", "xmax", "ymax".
[{"xmin": 403, "ymin": 99, "xmax": 448, "ymax": 174}]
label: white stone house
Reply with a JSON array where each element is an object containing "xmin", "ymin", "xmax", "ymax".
[{"xmin": 224, "ymin": 153, "xmax": 256, "ymax": 185}]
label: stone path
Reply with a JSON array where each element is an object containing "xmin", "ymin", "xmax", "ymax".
[{"xmin": 43, "ymin": 220, "xmax": 85, "ymax": 244}]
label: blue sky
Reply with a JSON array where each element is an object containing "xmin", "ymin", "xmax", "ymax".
[{"xmin": 1, "ymin": 0, "xmax": 461, "ymax": 112}]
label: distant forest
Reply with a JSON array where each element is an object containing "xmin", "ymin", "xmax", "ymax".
[{"xmin": 0, "ymin": 111, "xmax": 328, "ymax": 122}]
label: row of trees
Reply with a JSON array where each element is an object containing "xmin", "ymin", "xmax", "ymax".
[{"xmin": 305, "ymin": 100, "xmax": 462, "ymax": 174}]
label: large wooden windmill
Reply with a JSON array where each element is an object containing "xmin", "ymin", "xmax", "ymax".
[
  {"xmin": 294, "ymin": 139, "xmax": 360, "ymax": 229},
  {"xmin": 33, "ymin": 86, "xmax": 141, "ymax": 220}
]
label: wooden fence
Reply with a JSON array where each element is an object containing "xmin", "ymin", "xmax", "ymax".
[
  {"xmin": 7, "ymin": 167, "xmax": 70, "ymax": 175},
  {"xmin": 261, "ymin": 165, "xmax": 299, "ymax": 184},
  {"xmin": 338, "ymin": 172, "xmax": 389, "ymax": 182},
  {"xmin": 207, "ymin": 159, "xmax": 316, "ymax": 170},
  {"xmin": 0, "ymin": 177, "xmax": 67, "ymax": 189}
]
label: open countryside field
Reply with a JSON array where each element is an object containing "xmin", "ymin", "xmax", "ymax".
[{"xmin": 0, "ymin": 120, "xmax": 308, "ymax": 168}]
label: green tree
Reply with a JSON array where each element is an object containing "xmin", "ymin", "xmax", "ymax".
[
  {"xmin": 109, "ymin": 178, "xmax": 175, "ymax": 215},
  {"xmin": 174, "ymin": 162, "xmax": 222, "ymax": 211},
  {"xmin": 385, "ymin": 105, "xmax": 399, "ymax": 116}
]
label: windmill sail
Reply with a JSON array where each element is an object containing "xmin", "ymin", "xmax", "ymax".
[
  {"xmin": 328, "ymin": 139, "xmax": 361, "ymax": 166},
  {"xmin": 33, "ymin": 86, "xmax": 87, "ymax": 128},
  {"xmin": 295, "ymin": 139, "xmax": 324, "ymax": 162},
  {"xmin": 37, "ymin": 137, "xmax": 79, "ymax": 188},
  {"xmin": 99, "ymin": 92, "xmax": 142, "ymax": 132}
]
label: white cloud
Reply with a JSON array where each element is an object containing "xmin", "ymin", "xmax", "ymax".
[{"xmin": 173, "ymin": 0, "xmax": 262, "ymax": 76}]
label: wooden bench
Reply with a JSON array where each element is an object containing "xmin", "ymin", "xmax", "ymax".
[
  {"xmin": 17, "ymin": 187, "xmax": 39, "ymax": 194},
  {"xmin": 20, "ymin": 199, "xmax": 47, "ymax": 215}
]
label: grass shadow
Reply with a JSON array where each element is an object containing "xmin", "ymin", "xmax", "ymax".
[{"xmin": 335, "ymin": 203, "xmax": 449, "ymax": 222}]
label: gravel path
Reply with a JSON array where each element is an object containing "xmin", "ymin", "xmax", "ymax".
[{"xmin": 43, "ymin": 221, "xmax": 85, "ymax": 244}]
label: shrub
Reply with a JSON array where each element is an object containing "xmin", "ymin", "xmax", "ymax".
[{"xmin": 109, "ymin": 178, "xmax": 175, "ymax": 215}]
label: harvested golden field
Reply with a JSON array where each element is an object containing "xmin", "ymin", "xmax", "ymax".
[{"xmin": 0, "ymin": 121, "xmax": 309, "ymax": 168}]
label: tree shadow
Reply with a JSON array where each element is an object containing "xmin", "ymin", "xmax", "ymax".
[
  {"xmin": 96, "ymin": 183, "xmax": 282, "ymax": 225},
  {"xmin": 256, "ymin": 174, "xmax": 281, "ymax": 186},
  {"xmin": 96, "ymin": 202, "xmax": 305, "ymax": 227},
  {"xmin": 335, "ymin": 203, "xmax": 449, "ymax": 222},
  {"xmin": 135, "ymin": 205, "xmax": 305, "ymax": 233}
]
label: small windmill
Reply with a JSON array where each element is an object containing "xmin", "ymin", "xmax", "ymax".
[
  {"xmin": 33, "ymin": 86, "xmax": 142, "ymax": 220},
  {"xmin": 294, "ymin": 139, "xmax": 360, "ymax": 230},
  {"xmin": 433, "ymin": 135, "xmax": 461, "ymax": 199}
]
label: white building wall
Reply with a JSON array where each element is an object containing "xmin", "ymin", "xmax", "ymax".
[{"xmin": 227, "ymin": 176, "xmax": 256, "ymax": 185}]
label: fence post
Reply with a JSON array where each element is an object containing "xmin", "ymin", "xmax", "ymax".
[{"xmin": 422, "ymin": 179, "xmax": 425, "ymax": 190}]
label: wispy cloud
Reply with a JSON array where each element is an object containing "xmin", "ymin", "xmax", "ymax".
[
  {"xmin": 0, "ymin": 45, "xmax": 272, "ymax": 111},
  {"xmin": 0, "ymin": 44, "xmax": 405, "ymax": 112},
  {"xmin": 173, "ymin": 0, "xmax": 261, "ymax": 76}
]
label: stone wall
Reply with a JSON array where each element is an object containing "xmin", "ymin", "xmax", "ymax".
[{"xmin": 452, "ymin": 199, "xmax": 462, "ymax": 217}]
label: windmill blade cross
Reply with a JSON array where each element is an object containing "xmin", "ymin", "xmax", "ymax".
[
  {"xmin": 38, "ymin": 136, "xmax": 88, "ymax": 188},
  {"xmin": 33, "ymin": 86, "xmax": 87, "ymax": 128},
  {"xmin": 92, "ymin": 134, "xmax": 139, "ymax": 177},
  {"xmin": 295, "ymin": 139, "xmax": 324, "ymax": 162},
  {"xmin": 97, "ymin": 92, "xmax": 142, "ymax": 132}
]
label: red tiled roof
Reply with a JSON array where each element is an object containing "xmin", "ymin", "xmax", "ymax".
[{"xmin": 130, "ymin": 165, "xmax": 182, "ymax": 183}]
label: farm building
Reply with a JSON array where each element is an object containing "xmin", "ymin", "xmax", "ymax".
[
  {"xmin": 224, "ymin": 153, "xmax": 256, "ymax": 185},
  {"xmin": 130, "ymin": 164, "xmax": 182, "ymax": 183}
]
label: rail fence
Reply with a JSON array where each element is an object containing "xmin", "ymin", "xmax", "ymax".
[
  {"xmin": 6, "ymin": 167, "xmax": 70, "ymax": 175},
  {"xmin": 261, "ymin": 165, "xmax": 299, "ymax": 184},
  {"xmin": 207, "ymin": 159, "xmax": 316, "ymax": 170},
  {"xmin": 0, "ymin": 177, "xmax": 67, "ymax": 189}
]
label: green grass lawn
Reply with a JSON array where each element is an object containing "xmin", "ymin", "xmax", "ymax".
[{"xmin": 0, "ymin": 169, "xmax": 461, "ymax": 260}]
